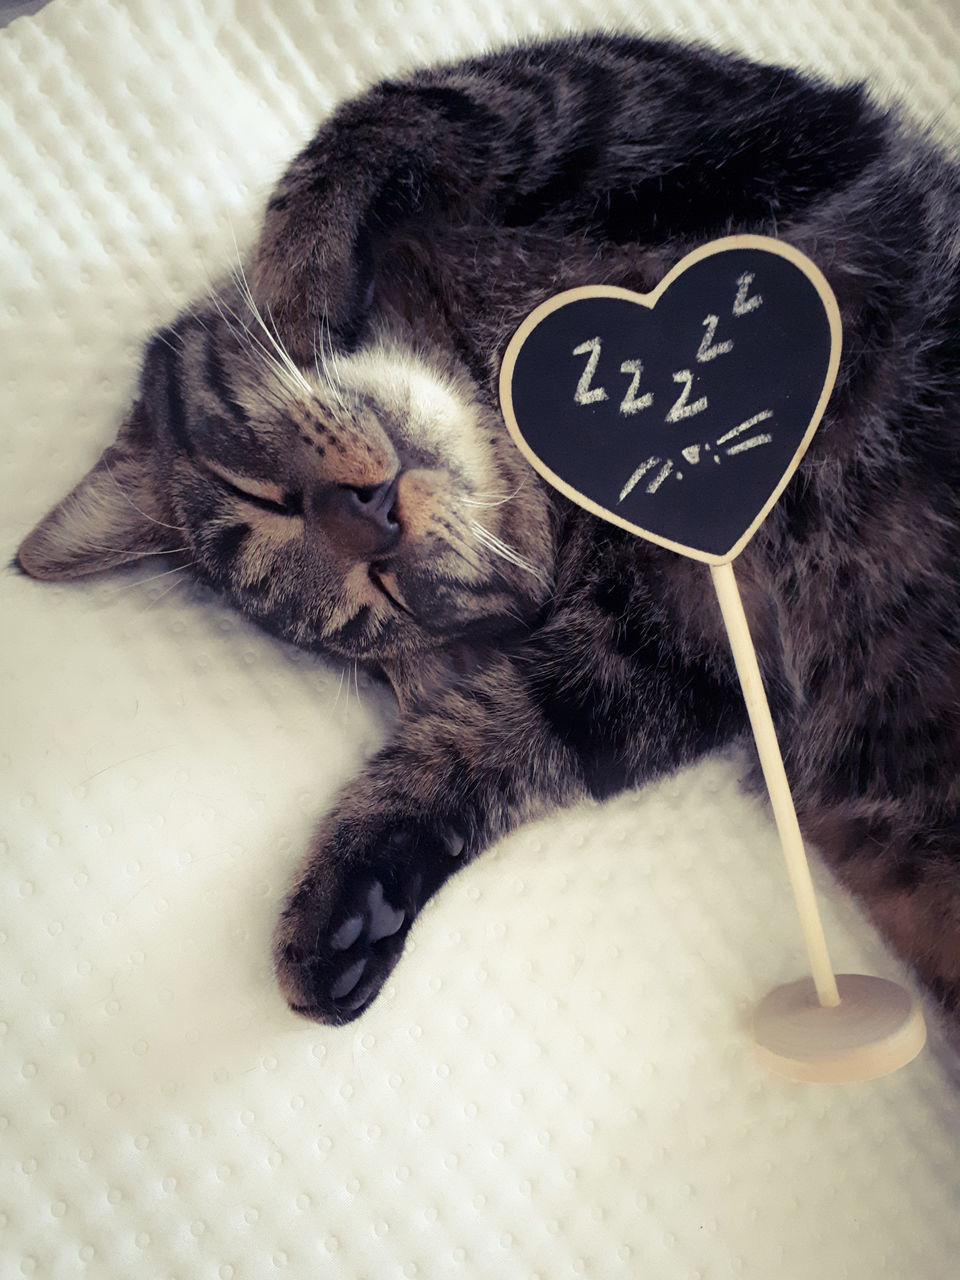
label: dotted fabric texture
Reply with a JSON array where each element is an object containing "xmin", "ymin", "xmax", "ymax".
[{"xmin": 3, "ymin": 1, "xmax": 960, "ymax": 1277}]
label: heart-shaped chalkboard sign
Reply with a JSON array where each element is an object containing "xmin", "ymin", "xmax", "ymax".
[{"xmin": 499, "ymin": 236, "xmax": 841, "ymax": 563}]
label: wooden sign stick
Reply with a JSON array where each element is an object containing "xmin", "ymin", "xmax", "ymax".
[
  {"xmin": 712, "ymin": 556, "xmax": 925, "ymax": 1080},
  {"xmin": 500, "ymin": 235, "xmax": 927, "ymax": 1082},
  {"xmin": 710, "ymin": 560, "xmax": 840, "ymax": 1009}
]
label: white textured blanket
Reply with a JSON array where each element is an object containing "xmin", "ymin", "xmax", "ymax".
[{"xmin": 3, "ymin": 1, "xmax": 960, "ymax": 1277}]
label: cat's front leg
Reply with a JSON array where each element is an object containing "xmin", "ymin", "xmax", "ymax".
[
  {"xmin": 275, "ymin": 576, "xmax": 744, "ymax": 1023},
  {"xmin": 249, "ymin": 82, "xmax": 505, "ymax": 356},
  {"xmin": 274, "ymin": 656, "xmax": 585, "ymax": 1023}
]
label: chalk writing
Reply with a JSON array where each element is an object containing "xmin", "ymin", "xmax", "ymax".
[
  {"xmin": 647, "ymin": 460, "xmax": 675, "ymax": 492},
  {"xmin": 726, "ymin": 432, "xmax": 773, "ymax": 454},
  {"xmin": 665, "ymin": 369, "xmax": 708, "ymax": 423},
  {"xmin": 618, "ymin": 455, "xmax": 661, "ymax": 502},
  {"xmin": 618, "ymin": 359, "xmax": 654, "ymax": 415},
  {"xmin": 733, "ymin": 272, "xmax": 763, "ymax": 316},
  {"xmin": 570, "ymin": 273, "xmax": 755, "ymax": 421},
  {"xmin": 566, "ymin": 274, "xmax": 778, "ymax": 501},
  {"xmin": 716, "ymin": 410, "xmax": 774, "ymax": 455},
  {"xmin": 696, "ymin": 314, "xmax": 733, "ymax": 362},
  {"xmin": 572, "ymin": 337, "xmax": 608, "ymax": 405},
  {"xmin": 566, "ymin": 278, "xmax": 777, "ymax": 503},
  {"xmin": 617, "ymin": 414, "xmax": 775, "ymax": 501}
]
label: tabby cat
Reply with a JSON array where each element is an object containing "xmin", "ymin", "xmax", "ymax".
[{"xmin": 18, "ymin": 34, "xmax": 960, "ymax": 1025}]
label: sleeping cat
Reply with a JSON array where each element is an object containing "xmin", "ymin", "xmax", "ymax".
[{"xmin": 17, "ymin": 33, "xmax": 960, "ymax": 1025}]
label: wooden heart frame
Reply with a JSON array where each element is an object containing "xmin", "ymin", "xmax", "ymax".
[{"xmin": 498, "ymin": 235, "xmax": 843, "ymax": 565}]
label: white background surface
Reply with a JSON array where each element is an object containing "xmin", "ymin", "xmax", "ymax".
[{"xmin": 3, "ymin": 1, "xmax": 960, "ymax": 1277}]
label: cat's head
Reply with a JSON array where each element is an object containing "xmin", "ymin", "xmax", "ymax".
[{"xmin": 17, "ymin": 282, "xmax": 553, "ymax": 669}]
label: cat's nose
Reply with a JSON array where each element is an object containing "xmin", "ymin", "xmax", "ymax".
[{"xmin": 319, "ymin": 477, "xmax": 402, "ymax": 557}]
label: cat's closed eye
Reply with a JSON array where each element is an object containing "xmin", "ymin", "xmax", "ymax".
[{"xmin": 200, "ymin": 460, "xmax": 304, "ymax": 517}]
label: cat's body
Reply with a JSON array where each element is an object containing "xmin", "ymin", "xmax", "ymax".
[{"xmin": 18, "ymin": 34, "xmax": 960, "ymax": 1024}]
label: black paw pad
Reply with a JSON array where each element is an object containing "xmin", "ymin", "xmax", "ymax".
[
  {"xmin": 321, "ymin": 874, "xmax": 416, "ymax": 1018},
  {"xmin": 364, "ymin": 880, "xmax": 405, "ymax": 942},
  {"xmin": 442, "ymin": 828, "xmax": 466, "ymax": 858},
  {"xmin": 325, "ymin": 875, "xmax": 411, "ymax": 958},
  {"xmin": 329, "ymin": 914, "xmax": 363, "ymax": 951},
  {"xmin": 330, "ymin": 957, "xmax": 367, "ymax": 999}
]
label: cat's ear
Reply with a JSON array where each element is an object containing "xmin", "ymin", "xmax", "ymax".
[{"xmin": 16, "ymin": 400, "xmax": 180, "ymax": 580}]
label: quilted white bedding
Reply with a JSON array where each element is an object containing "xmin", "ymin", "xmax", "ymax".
[{"xmin": 3, "ymin": 1, "xmax": 960, "ymax": 1277}]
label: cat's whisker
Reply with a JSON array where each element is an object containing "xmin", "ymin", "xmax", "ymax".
[
  {"xmin": 320, "ymin": 306, "xmax": 347, "ymax": 393},
  {"xmin": 264, "ymin": 297, "xmax": 315, "ymax": 390},
  {"xmin": 198, "ymin": 236, "xmax": 311, "ymax": 400},
  {"xmin": 320, "ymin": 345, "xmax": 346, "ymax": 411},
  {"xmin": 88, "ymin": 544, "xmax": 190, "ymax": 558},
  {"xmin": 469, "ymin": 520, "xmax": 548, "ymax": 584},
  {"xmin": 312, "ymin": 307, "xmax": 348, "ymax": 411},
  {"xmin": 431, "ymin": 525, "xmax": 487, "ymax": 578},
  {"xmin": 461, "ymin": 490, "xmax": 522, "ymax": 510},
  {"xmin": 101, "ymin": 458, "xmax": 187, "ymax": 534},
  {"xmin": 149, "ymin": 328, "xmax": 186, "ymax": 355},
  {"xmin": 206, "ymin": 286, "xmax": 267, "ymax": 355},
  {"xmin": 108, "ymin": 561, "xmax": 196, "ymax": 598},
  {"xmin": 313, "ymin": 329, "xmax": 346, "ymax": 411},
  {"xmin": 228, "ymin": 242, "xmax": 313, "ymax": 397},
  {"xmin": 142, "ymin": 575, "xmax": 192, "ymax": 611},
  {"xmin": 208, "ymin": 285, "xmax": 307, "ymax": 401},
  {"xmin": 462, "ymin": 478, "xmax": 528, "ymax": 510},
  {"xmin": 122, "ymin": 242, "xmax": 231, "ymax": 331},
  {"xmin": 333, "ymin": 666, "xmax": 347, "ymax": 711},
  {"xmin": 438, "ymin": 527, "xmax": 536, "ymax": 625}
]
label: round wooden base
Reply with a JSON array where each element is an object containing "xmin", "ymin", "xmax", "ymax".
[{"xmin": 753, "ymin": 974, "xmax": 926, "ymax": 1083}]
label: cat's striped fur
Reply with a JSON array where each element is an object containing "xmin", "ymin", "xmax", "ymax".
[{"xmin": 18, "ymin": 34, "xmax": 960, "ymax": 1024}]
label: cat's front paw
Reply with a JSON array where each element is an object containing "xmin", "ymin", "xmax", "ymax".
[{"xmin": 274, "ymin": 819, "xmax": 467, "ymax": 1024}]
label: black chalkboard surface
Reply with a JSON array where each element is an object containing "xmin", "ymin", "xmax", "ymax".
[{"xmin": 499, "ymin": 236, "xmax": 841, "ymax": 563}]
